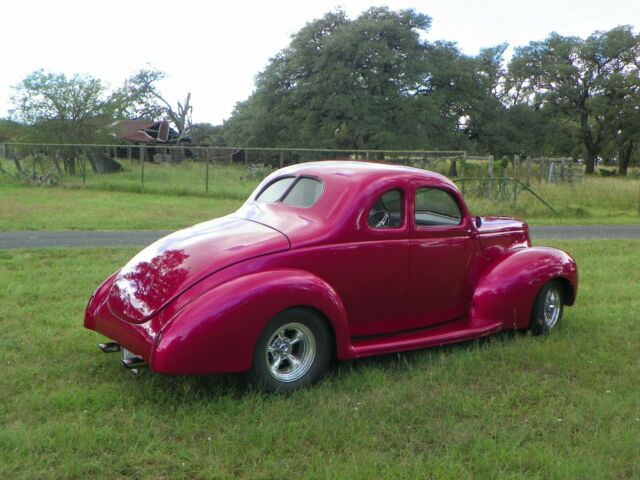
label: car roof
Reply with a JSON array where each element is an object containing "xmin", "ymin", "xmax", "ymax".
[{"xmin": 273, "ymin": 160, "xmax": 455, "ymax": 187}]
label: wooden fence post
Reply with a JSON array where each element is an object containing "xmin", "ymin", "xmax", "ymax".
[
  {"xmin": 513, "ymin": 155, "xmax": 520, "ymax": 208},
  {"xmin": 488, "ymin": 155, "xmax": 494, "ymax": 203},
  {"xmin": 205, "ymin": 148, "xmax": 210, "ymax": 194},
  {"xmin": 140, "ymin": 146, "xmax": 145, "ymax": 190}
]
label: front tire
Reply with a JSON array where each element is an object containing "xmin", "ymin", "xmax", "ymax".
[
  {"xmin": 530, "ymin": 280, "xmax": 564, "ymax": 335},
  {"xmin": 247, "ymin": 308, "xmax": 331, "ymax": 392}
]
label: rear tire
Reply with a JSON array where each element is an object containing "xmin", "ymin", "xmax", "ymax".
[
  {"xmin": 247, "ymin": 308, "xmax": 331, "ymax": 392},
  {"xmin": 530, "ymin": 280, "xmax": 564, "ymax": 335}
]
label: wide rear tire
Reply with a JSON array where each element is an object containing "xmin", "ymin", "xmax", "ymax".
[{"xmin": 247, "ymin": 308, "xmax": 331, "ymax": 392}]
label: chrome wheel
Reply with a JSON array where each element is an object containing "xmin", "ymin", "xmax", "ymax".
[
  {"xmin": 530, "ymin": 279, "xmax": 564, "ymax": 335},
  {"xmin": 265, "ymin": 322, "xmax": 316, "ymax": 383},
  {"xmin": 543, "ymin": 286, "xmax": 562, "ymax": 328}
]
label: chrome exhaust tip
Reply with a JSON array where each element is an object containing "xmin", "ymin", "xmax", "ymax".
[
  {"xmin": 121, "ymin": 356, "xmax": 148, "ymax": 370},
  {"xmin": 98, "ymin": 342, "xmax": 120, "ymax": 353}
]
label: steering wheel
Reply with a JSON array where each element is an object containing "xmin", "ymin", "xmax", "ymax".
[{"xmin": 369, "ymin": 209, "xmax": 391, "ymax": 228}]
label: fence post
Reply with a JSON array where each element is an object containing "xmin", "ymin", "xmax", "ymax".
[
  {"xmin": 525, "ymin": 156, "xmax": 531, "ymax": 186},
  {"xmin": 280, "ymin": 151, "xmax": 284, "ymax": 168},
  {"xmin": 205, "ymin": 148, "xmax": 210, "ymax": 194},
  {"xmin": 140, "ymin": 146, "xmax": 145, "ymax": 190},
  {"xmin": 488, "ymin": 155, "xmax": 494, "ymax": 203},
  {"xmin": 513, "ymin": 155, "xmax": 520, "ymax": 208}
]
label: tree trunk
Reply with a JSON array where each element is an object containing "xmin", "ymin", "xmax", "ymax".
[
  {"xmin": 580, "ymin": 110, "xmax": 600, "ymax": 175},
  {"xmin": 584, "ymin": 148, "xmax": 597, "ymax": 174},
  {"xmin": 617, "ymin": 140, "xmax": 633, "ymax": 177}
]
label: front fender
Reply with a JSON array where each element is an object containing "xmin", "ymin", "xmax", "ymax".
[
  {"xmin": 471, "ymin": 247, "xmax": 578, "ymax": 330},
  {"xmin": 150, "ymin": 269, "xmax": 350, "ymax": 374}
]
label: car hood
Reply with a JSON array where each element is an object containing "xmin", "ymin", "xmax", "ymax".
[
  {"xmin": 477, "ymin": 216, "xmax": 530, "ymax": 251},
  {"xmin": 108, "ymin": 216, "xmax": 290, "ymax": 323}
]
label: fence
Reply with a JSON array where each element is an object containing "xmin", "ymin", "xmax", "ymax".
[{"xmin": 0, "ymin": 143, "xmax": 583, "ymax": 212}]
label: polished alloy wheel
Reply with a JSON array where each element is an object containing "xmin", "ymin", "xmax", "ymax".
[
  {"xmin": 543, "ymin": 286, "xmax": 562, "ymax": 328},
  {"xmin": 265, "ymin": 322, "xmax": 316, "ymax": 382}
]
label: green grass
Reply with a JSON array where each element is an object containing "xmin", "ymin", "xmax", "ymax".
[
  {"xmin": 0, "ymin": 183, "xmax": 240, "ymax": 231},
  {"xmin": 0, "ymin": 240, "xmax": 638, "ymax": 478},
  {"xmin": 1, "ymin": 158, "xmax": 639, "ymax": 230},
  {"xmin": 462, "ymin": 176, "xmax": 640, "ymax": 225}
]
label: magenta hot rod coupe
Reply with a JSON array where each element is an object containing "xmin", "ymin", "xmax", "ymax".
[{"xmin": 85, "ymin": 161, "xmax": 578, "ymax": 391}]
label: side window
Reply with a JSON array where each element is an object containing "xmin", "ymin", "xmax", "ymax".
[
  {"xmin": 368, "ymin": 189, "xmax": 403, "ymax": 229},
  {"xmin": 256, "ymin": 176, "xmax": 323, "ymax": 207},
  {"xmin": 256, "ymin": 177, "xmax": 295, "ymax": 203},
  {"xmin": 282, "ymin": 177, "xmax": 323, "ymax": 207},
  {"xmin": 414, "ymin": 188, "xmax": 462, "ymax": 226}
]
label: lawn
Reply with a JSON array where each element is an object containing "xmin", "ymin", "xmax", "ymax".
[
  {"xmin": 1, "ymin": 159, "xmax": 639, "ymax": 230},
  {"xmin": 0, "ymin": 240, "xmax": 638, "ymax": 478},
  {"xmin": 0, "ymin": 183, "xmax": 237, "ymax": 231}
]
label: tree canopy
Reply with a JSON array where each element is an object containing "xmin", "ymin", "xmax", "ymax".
[
  {"xmin": 9, "ymin": 68, "xmax": 192, "ymax": 144},
  {"xmin": 222, "ymin": 9, "xmax": 640, "ymax": 174},
  {"xmin": 5, "ymin": 9, "xmax": 640, "ymax": 174}
]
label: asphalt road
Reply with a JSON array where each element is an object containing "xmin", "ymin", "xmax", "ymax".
[{"xmin": 0, "ymin": 225, "xmax": 638, "ymax": 249}]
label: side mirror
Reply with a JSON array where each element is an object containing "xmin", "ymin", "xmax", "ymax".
[{"xmin": 475, "ymin": 216, "xmax": 482, "ymax": 228}]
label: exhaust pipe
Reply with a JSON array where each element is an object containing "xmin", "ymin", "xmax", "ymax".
[
  {"xmin": 98, "ymin": 342, "xmax": 120, "ymax": 353},
  {"xmin": 121, "ymin": 356, "xmax": 148, "ymax": 370}
]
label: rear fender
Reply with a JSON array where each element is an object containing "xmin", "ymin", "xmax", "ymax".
[
  {"xmin": 150, "ymin": 269, "xmax": 350, "ymax": 374},
  {"xmin": 470, "ymin": 247, "xmax": 578, "ymax": 330}
]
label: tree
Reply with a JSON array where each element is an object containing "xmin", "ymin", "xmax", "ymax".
[
  {"xmin": 0, "ymin": 118, "xmax": 26, "ymax": 143},
  {"xmin": 190, "ymin": 123, "xmax": 226, "ymax": 145},
  {"xmin": 10, "ymin": 69, "xmax": 115, "ymax": 144},
  {"xmin": 225, "ymin": 8, "xmax": 431, "ymax": 149},
  {"xmin": 115, "ymin": 68, "xmax": 193, "ymax": 142},
  {"xmin": 509, "ymin": 26, "xmax": 640, "ymax": 173}
]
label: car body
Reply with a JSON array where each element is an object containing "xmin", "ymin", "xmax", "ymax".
[{"xmin": 85, "ymin": 161, "xmax": 578, "ymax": 391}]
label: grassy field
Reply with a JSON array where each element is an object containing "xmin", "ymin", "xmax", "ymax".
[
  {"xmin": 0, "ymin": 183, "xmax": 237, "ymax": 231},
  {"xmin": 1, "ymin": 170, "xmax": 639, "ymax": 231},
  {"xmin": 0, "ymin": 240, "xmax": 638, "ymax": 478}
]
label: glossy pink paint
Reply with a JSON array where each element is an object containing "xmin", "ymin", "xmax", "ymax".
[{"xmin": 84, "ymin": 161, "xmax": 578, "ymax": 374}]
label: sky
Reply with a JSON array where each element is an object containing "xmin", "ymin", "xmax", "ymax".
[{"xmin": 2, "ymin": 0, "xmax": 639, "ymax": 125}]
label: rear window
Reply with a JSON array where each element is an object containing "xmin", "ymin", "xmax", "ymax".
[{"xmin": 256, "ymin": 176, "xmax": 323, "ymax": 208}]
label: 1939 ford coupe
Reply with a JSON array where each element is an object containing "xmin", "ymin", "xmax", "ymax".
[{"xmin": 85, "ymin": 161, "xmax": 578, "ymax": 391}]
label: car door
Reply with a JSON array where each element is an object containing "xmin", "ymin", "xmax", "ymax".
[
  {"xmin": 311, "ymin": 186, "xmax": 411, "ymax": 339},
  {"xmin": 406, "ymin": 182, "xmax": 479, "ymax": 329}
]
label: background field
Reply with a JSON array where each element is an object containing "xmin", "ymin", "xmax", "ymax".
[
  {"xmin": 1, "ymin": 166, "xmax": 639, "ymax": 230},
  {"xmin": 1, "ymin": 240, "xmax": 638, "ymax": 478}
]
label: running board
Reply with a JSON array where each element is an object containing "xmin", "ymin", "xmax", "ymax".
[{"xmin": 351, "ymin": 320, "xmax": 502, "ymax": 358}]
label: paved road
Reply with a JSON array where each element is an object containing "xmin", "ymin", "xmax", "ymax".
[{"xmin": 0, "ymin": 225, "xmax": 638, "ymax": 249}]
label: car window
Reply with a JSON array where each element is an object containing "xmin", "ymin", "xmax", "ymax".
[
  {"xmin": 368, "ymin": 189, "xmax": 403, "ymax": 228},
  {"xmin": 256, "ymin": 176, "xmax": 323, "ymax": 207},
  {"xmin": 415, "ymin": 188, "xmax": 462, "ymax": 226},
  {"xmin": 256, "ymin": 177, "xmax": 296, "ymax": 203},
  {"xmin": 282, "ymin": 177, "xmax": 323, "ymax": 207}
]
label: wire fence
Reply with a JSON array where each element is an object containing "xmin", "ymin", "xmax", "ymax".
[{"xmin": 0, "ymin": 143, "xmax": 587, "ymax": 213}]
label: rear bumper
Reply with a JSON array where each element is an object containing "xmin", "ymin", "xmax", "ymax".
[{"xmin": 85, "ymin": 296, "xmax": 160, "ymax": 363}]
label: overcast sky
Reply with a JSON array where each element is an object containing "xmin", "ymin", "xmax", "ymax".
[{"xmin": 2, "ymin": 0, "xmax": 639, "ymax": 125}]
